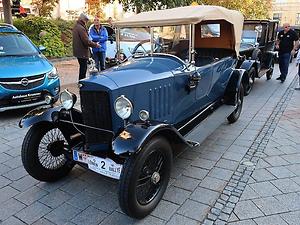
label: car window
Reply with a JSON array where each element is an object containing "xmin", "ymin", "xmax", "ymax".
[
  {"xmin": 120, "ymin": 28, "xmax": 150, "ymax": 42},
  {"xmin": 201, "ymin": 24, "xmax": 220, "ymax": 38},
  {"xmin": 0, "ymin": 33, "xmax": 38, "ymax": 56},
  {"xmin": 242, "ymin": 30, "xmax": 258, "ymax": 45}
]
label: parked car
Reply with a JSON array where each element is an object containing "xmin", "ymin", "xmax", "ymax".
[
  {"xmin": 20, "ymin": 5, "xmax": 247, "ymax": 219},
  {"xmin": 238, "ymin": 20, "xmax": 278, "ymax": 95},
  {"xmin": 0, "ymin": 24, "xmax": 60, "ymax": 112}
]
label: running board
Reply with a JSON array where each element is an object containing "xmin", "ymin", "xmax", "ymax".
[{"xmin": 184, "ymin": 104, "xmax": 236, "ymax": 145}]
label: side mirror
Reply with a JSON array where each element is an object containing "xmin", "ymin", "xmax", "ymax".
[{"xmin": 38, "ymin": 46, "xmax": 46, "ymax": 52}]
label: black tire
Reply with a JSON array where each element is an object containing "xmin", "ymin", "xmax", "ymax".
[
  {"xmin": 266, "ymin": 58, "xmax": 274, "ymax": 80},
  {"xmin": 227, "ymin": 84, "xmax": 244, "ymax": 124},
  {"xmin": 118, "ymin": 137, "xmax": 172, "ymax": 219},
  {"xmin": 21, "ymin": 123, "xmax": 74, "ymax": 182},
  {"xmin": 244, "ymin": 67, "xmax": 256, "ymax": 96}
]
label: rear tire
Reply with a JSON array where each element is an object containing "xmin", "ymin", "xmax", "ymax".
[
  {"xmin": 21, "ymin": 123, "xmax": 74, "ymax": 182},
  {"xmin": 227, "ymin": 84, "xmax": 244, "ymax": 124},
  {"xmin": 118, "ymin": 137, "xmax": 172, "ymax": 219}
]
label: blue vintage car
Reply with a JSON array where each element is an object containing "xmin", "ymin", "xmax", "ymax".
[
  {"xmin": 20, "ymin": 6, "xmax": 247, "ymax": 218},
  {"xmin": 0, "ymin": 24, "xmax": 60, "ymax": 112}
]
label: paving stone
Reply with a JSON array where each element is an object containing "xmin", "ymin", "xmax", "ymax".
[
  {"xmin": 92, "ymin": 192, "xmax": 119, "ymax": 213},
  {"xmin": 254, "ymin": 214, "xmax": 288, "ymax": 225},
  {"xmin": 199, "ymin": 176, "xmax": 227, "ymax": 192},
  {"xmin": 190, "ymin": 186, "xmax": 220, "ymax": 206},
  {"xmin": 271, "ymin": 178, "xmax": 300, "ymax": 193},
  {"xmin": 0, "ymin": 164, "xmax": 11, "ymax": 175},
  {"xmin": 264, "ymin": 156, "xmax": 290, "ymax": 167},
  {"xmin": 15, "ymin": 202, "xmax": 51, "ymax": 224},
  {"xmin": 252, "ymin": 196, "xmax": 289, "ymax": 215},
  {"xmin": 71, "ymin": 206, "xmax": 108, "ymax": 225},
  {"xmin": 285, "ymin": 164, "xmax": 300, "ymax": 176},
  {"xmin": 233, "ymin": 200, "xmax": 264, "ymax": 220},
  {"xmin": 216, "ymin": 159, "xmax": 240, "ymax": 171},
  {"xmin": 251, "ymin": 168, "xmax": 276, "ymax": 182},
  {"xmin": 44, "ymin": 203, "xmax": 81, "ymax": 225},
  {"xmin": 60, "ymin": 178, "xmax": 89, "ymax": 195},
  {"xmin": 174, "ymin": 158, "xmax": 192, "ymax": 169},
  {"xmin": 151, "ymin": 200, "xmax": 179, "ymax": 220},
  {"xmin": 15, "ymin": 186, "xmax": 48, "ymax": 205},
  {"xmin": 240, "ymin": 186, "xmax": 260, "ymax": 201},
  {"xmin": 249, "ymin": 181, "xmax": 282, "ymax": 197},
  {"xmin": 267, "ymin": 166, "xmax": 296, "ymax": 178},
  {"xmin": 0, "ymin": 153, "xmax": 13, "ymax": 164},
  {"xmin": 163, "ymin": 185, "xmax": 191, "ymax": 205},
  {"xmin": 39, "ymin": 189, "xmax": 73, "ymax": 208},
  {"xmin": 32, "ymin": 218, "xmax": 56, "ymax": 225},
  {"xmin": 177, "ymin": 199, "xmax": 210, "ymax": 221},
  {"xmin": 255, "ymin": 159, "xmax": 271, "ymax": 169},
  {"xmin": 0, "ymin": 216, "xmax": 27, "ymax": 225},
  {"xmin": 9, "ymin": 175, "xmax": 39, "ymax": 192},
  {"xmin": 0, "ymin": 175, "xmax": 11, "ymax": 188},
  {"xmin": 97, "ymin": 211, "xmax": 136, "ymax": 225},
  {"xmin": 208, "ymin": 167, "xmax": 234, "ymax": 181},
  {"xmin": 2, "ymin": 167, "xmax": 27, "ymax": 181},
  {"xmin": 280, "ymin": 211, "xmax": 300, "ymax": 225},
  {"xmin": 200, "ymin": 151, "xmax": 223, "ymax": 161},
  {"xmin": 84, "ymin": 178, "xmax": 115, "ymax": 197},
  {"xmin": 182, "ymin": 166, "xmax": 209, "ymax": 180},
  {"xmin": 275, "ymin": 192, "xmax": 300, "ymax": 211},
  {"xmin": 0, "ymin": 186, "xmax": 19, "ymax": 203},
  {"xmin": 191, "ymin": 157, "xmax": 215, "ymax": 170},
  {"xmin": 281, "ymin": 153, "xmax": 300, "ymax": 163},
  {"xmin": 0, "ymin": 198, "xmax": 25, "ymax": 221},
  {"xmin": 222, "ymin": 152, "xmax": 245, "ymax": 162},
  {"xmin": 173, "ymin": 175, "xmax": 201, "ymax": 191},
  {"xmin": 228, "ymin": 219, "xmax": 257, "ymax": 225}
]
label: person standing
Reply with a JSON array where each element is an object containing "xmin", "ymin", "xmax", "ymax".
[
  {"xmin": 89, "ymin": 17, "xmax": 108, "ymax": 71},
  {"xmin": 296, "ymin": 50, "xmax": 300, "ymax": 90},
  {"xmin": 276, "ymin": 23, "xmax": 299, "ymax": 82},
  {"xmin": 72, "ymin": 13, "xmax": 99, "ymax": 80}
]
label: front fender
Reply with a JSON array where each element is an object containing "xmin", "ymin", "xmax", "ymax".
[
  {"xmin": 239, "ymin": 59, "xmax": 257, "ymax": 73},
  {"xmin": 224, "ymin": 69, "xmax": 246, "ymax": 105},
  {"xmin": 19, "ymin": 106, "xmax": 82, "ymax": 128},
  {"xmin": 112, "ymin": 121, "xmax": 188, "ymax": 156}
]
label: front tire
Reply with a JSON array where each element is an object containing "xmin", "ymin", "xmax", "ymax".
[
  {"xmin": 227, "ymin": 84, "xmax": 244, "ymax": 123},
  {"xmin": 118, "ymin": 137, "xmax": 172, "ymax": 219},
  {"xmin": 21, "ymin": 123, "xmax": 74, "ymax": 182},
  {"xmin": 244, "ymin": 67, "xmax": 256, "ymax": 96}
]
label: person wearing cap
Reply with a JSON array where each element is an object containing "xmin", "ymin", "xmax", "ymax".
[
  {"xmin": 89, "ymin": 16, "xmax": 108, "ymax": 71},
  {"xmin": 72, "ymin": 13, "xmax": 100, "ymax": 80}
]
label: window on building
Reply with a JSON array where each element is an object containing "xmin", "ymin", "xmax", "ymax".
[
  {"xmin": 296, "ymin": 13, "xmax": 300, "ymax": 25},
  {"xmin": 273, "ymin": 13, "xmax": 282, "ymax": 22}
]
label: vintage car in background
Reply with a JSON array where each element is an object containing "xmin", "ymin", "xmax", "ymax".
[
  {"xmin": 238, "ymin": 20, "xmax": 278, "ymax": 95},
  {"xmin": 19, "ymin": 5, "xmax": 247, "ymax": 218},
  {"xmin": 0, "ymin": 24, "xmax": 60, "ymax": 112}
]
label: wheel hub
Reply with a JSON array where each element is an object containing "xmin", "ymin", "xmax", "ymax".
[
  {"xmin": 151, "ymin": 172, "xmax": 161, "ymax": 184},
  {"xmin": 47, "ymin": 140, "xmax": 64, "ymax": 157}
]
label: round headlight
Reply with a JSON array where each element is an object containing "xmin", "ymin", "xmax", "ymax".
[
  {"xmin": 139, "ymin": 110, "xmax": 149, "ymax": 121},
  {"xmin": 114, "ymin": 95, "xmax": 133, "ymax": 119},
  {"xmin": 60, "ymin": 90, "xmax": 76, "ymax": 110}
]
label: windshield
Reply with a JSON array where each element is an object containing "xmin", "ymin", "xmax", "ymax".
[
  {"xmin": 119, "ymin": 25, "xmax": 190, "ymax": 61},
  {"xmin": 0, "ymin": 33, "xmax": 39, "ymax": 56},
  {"xmin": 241, "ymin": 30, "xmax": 258, "ymax": 45}
]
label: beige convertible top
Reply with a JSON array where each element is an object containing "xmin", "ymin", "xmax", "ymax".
[{"xmin": 114, "ymin": 5, "xmax": 244, "ymax": 55}]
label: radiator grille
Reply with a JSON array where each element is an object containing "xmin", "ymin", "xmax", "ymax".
[
  {"xmin": 0, "ymin": 74, "xmax": 45, "ymax": 90},
  {"xmin": 80, "ymin": 90, "xmax": 112, "ymax": 149}
]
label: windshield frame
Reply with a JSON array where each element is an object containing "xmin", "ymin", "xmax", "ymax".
[{"xmin": 115, "ymin": 24, "xmax": 194, "ymax": 63}]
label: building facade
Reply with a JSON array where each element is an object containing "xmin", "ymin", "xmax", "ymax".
[{"xmin": 272, "ymin": 0, "xmax": 300, "ymax": 26}]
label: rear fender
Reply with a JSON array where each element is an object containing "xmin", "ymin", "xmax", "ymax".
[
  {"xmin": 112, "ymin": 122, "xmax": 189, "ymax": 156},
  {"xmin": 224, "ymin": 69, "xmax": 246, "ymax": 105}
]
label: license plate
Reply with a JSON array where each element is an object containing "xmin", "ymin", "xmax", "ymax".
[{"xmin": 73, "ymin": 150, "xmax": 123, "ymax": 179}]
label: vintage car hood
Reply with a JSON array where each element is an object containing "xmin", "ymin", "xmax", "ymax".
[
  {"xmin": 0, "ymin": 55, "xmax": 53, "ymax": 78},
  {"xmin": 83, "ymin": 56, "xmax": 183, "ymax": 89}
]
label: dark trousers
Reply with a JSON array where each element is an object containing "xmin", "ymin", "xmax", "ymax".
[
  {"xmin": 77, "ymin": 58, "xmax": 88, "ymax": 80},
  {"xmin": 93, "ymin": 51, "xmax": 106, "ymax": 71},
  {"xmin": 278, "ymin": 52, "xmax": 291, "ymax": 80}
]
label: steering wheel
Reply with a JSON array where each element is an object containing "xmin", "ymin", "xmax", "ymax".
[{"xmin": 131, "ymin": 39, "xmax": 163, "ymax": 55}]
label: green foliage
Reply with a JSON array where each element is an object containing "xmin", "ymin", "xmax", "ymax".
[
  {"xmin": 119, "ymin": 0, "xmax": 271, "ymax": 19},
  {"xmin": 13, "ymin": 17, "xmax": 73, "ymax": 57},
  {"xmin": 31, "ymin": 0, "xmax": 60, "ymax": 17}
]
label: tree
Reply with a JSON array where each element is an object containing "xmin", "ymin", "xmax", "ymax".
[
  {"xmin": 86, "ymin": 0, "xmax": 111, "ymax": 18},
  {"xmin": 119, "ymin": 0, "xmax": 271, "ymax": 19},
  {"xmin": 31, "ymin": 0, "xmax": 59, "ymax": 17},
  {"xmin": 2, "ymin": 0, "xmax": 13, "ymax": 24}
]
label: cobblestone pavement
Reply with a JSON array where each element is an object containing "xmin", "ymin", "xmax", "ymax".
[{"xmin": 0, "ymin": 60, "xmax": 299, "ymax": 225}]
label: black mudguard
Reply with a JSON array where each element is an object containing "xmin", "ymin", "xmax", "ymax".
[
  {"xmin": 112, "ymin": 121, "xmax": 189, "ymax": 156},
  {"xmin": 224, "ymin": 69, "xmax": 247, "ymax": 105}
]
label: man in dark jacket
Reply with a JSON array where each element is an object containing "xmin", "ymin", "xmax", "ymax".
[
  {"xmin": 276, "ymin": 23, "xmax": 299, "ymax": 82},
  {"xmin": 72, "ymin": 13, "xmax": 99, "ymax": 80}
]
